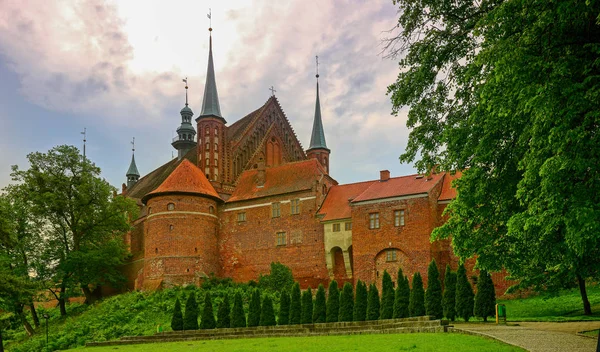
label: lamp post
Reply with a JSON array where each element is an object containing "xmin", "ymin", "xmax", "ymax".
[{"xmin": 43, "ymin": 314, "xmax": 49, "ymax": 346}]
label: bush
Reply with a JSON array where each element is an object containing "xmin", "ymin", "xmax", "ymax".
[
  {"xmin": 200, "ymin": 292, "xmax": 216, "ymax": 329},
  {"xmin": 259, "ymin": 295, "xmax": 276, "ymax": 326},
  {"xmin": 442, "ymin": 265, "xmax": 457, "ymax": 321},
  {"xmin": 258, "ymin": 262, "xmax": 294, "ymax": 292},
  {"xmin": 289, "ymin": 282, "xmax": 302, "ymax": 325},
  {"xmin": 474, "ymin": 270, "xmax": 496, "ymax": 322},
  {"xmin": 339, "ymin": 282, "xmax": 354, "ymax": 322},
  {"xmin": 170, "ymin": 297, "xmax": 183, "ymax": 331},
  {"xmin": 381, "ymin": 270, "xmax": 394, "ymax": 319},
  {"xmin": 425, "ymin": 260, "xmax": 443, "ymax": 319},
  {"xmin": 455, "ymin": 264, "xmax": 474, "ymax": 321},
  {"xmin": 353, "ymin": 280, "xmax": 368, "ymax": 321},
  {"xmin": 313, "ymin": 284, "xmax": 327, "ymax": 323},
  {"xmin": 278, "ymin": 289, "xmax": 290, "ymax": 325},
  {"xmin": 231, "ymin": 291, "xmax": 246, "ymax": 328},
  {"xmin": 326, "ymin": 280, "xmax": 340, "ymax": 322},
  {"xmin": 301, "ymin": 287, "xmax": 313, "ymax": 324},
  {"xmin": 366, "ymin": 284, "xmax": 380, "ymax": 320},
  {"xmin": 183, "ymin": 292, "xmax": 199, "ymax": 330},
  {"xmin": 216, "ymin": 294, "xmax": 230, "ymax": 329},
  {"xmin": 393, "ymin": 269, "xmax": 410, "ymax": 318},
  {"xmin": 409, "ymin": 272, "xmax": 425, "ymax": 317},
  {"xmin": 247, "ymin": 289, "xmax": 261, "ymax": 327}
]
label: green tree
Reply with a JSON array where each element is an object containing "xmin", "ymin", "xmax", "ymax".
[
  {"xmin": 442, "ymin": 265, "xmax": 457, "ymax": 321},
  {"xmin": 258, "ymin": 262, "xmax": 294, "ymax": 292},
  {"xmin": 353, "ymin": 280, "xmax": 368, "ymax": 321},
  {"xmin": 393, "ymin": 269, "xmax": 409, "ymax": 319},
  {"xmin": 259, "ymin": 295, "xmax": 276, "ymax": 326},
  {"xmin": 380, "ymin": 270, "xmax": 394, "ymax": 319},
  {"xmin": 409, "ymin": 272, "xmax": 425, "ymax": 317},
  {"xmin": 247, "ymin": 289, "xmax": 261, "ymax": 327},
  {"xmin": 455, "ymin": 264, "xmax": 474, "ymax": 322},
  {"xmin": 183, "ymin": 292, "xmax": 199, "ymax": 330},
  {"xmin": 425, "ymin": 260, "xmax": 443, "ymax": 319},
  {"xmin": 278, "ymin": 289, "xmax": 290, "ymax": 325},
  {"xmin": 201, "ymin": 292, "xmax": 216, "ymax": 329},
  {"xmin": 474, "ymin": 270, "xmax": 496, "ymax": 322},
  {"xmin": 301, "ymin": 287, "xmax": 313, "ymax": 324},
  {"xmin": 366, "ymin": 284, "xmax": 380, "ymax": 321},
  {"xmin": 387, "ymin": 0, "xmax": 600, "ymax": 315},
  {"xmin": 171, "ymin": 297, "xmax": 184, "ymax": 331},
  {"xmin": 313, "ymin": 284, "xmax": 327, "ymax": 323},
  {"xmin": 216, "ymin": 294, "xmax": 230, "ymax": 329},
  {"xmin": 326, "ymin": 280, "xmax": 340, "ymax": 322},
  {"xmin": 230, "ymin": 291, "xmax": 246, "ymax": 328},
  {"xmin": 289, "ymin": 282, "xmax": 302, "ymax": 325},
  {"xmin": 338, "ymin": 282, "xmax": 354, "ymax": 322}
]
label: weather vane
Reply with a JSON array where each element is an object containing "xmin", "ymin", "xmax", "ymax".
[
  {"xmin": 269, "ymin": 86, "xmax": 277, "ymax": 96},
  {"xmin": 182, "ymin": 77, "xmax": 188, "ymax": 106},
  {"xmin": 81, "ymin": 128, "xmax": 87, "ymax": 158},
  {"xmin": 316, "ymin": 55, "xmax": 320, "ymax": 79},
  {"xmin": 131, "ymin": 137, "xmax": 135, "ymax": 153},
  {"xmin": 207, "ymin": 8, "xmax": 212, "ymax": 29}
]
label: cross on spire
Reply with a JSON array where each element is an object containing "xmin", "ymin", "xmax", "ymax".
[
  {"xmin": 81, "ymin": 127, "xmax": 87, "ymax": 158},
  {"xmin": 269, "ymin": 86, "xmax": 277, "ymax": 96},
  {"xmin": 207, "ymin": 8, "xmax": 212, "ymax": 30},
  {"xmin": 182, "ymin": 77, "xmax": 188, "ymax": 106},
  {"xmin": 316, "ymin": 55, "xmax": 320, "ymax": 79},
  {"xmin": 131, "ymin": 137, "xmax": 135, "ymax": 153}
]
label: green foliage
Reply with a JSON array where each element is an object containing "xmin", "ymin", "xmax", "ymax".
[
  {"xmin": 231, "ymin": 291, "xmax": 246, "ymax": 328},
  {"xmin": 393, "ymin": 269, "xmax": 410, "ymax": 319},
  {"xmin": 443, "ymin": 265, "xmax": 457, "ymax": 321},
  {"xmin": 425, "ymin": 260, "xmax": 443, "ymax": 319},
  {"xmin": 313, "ymin": 284, "xmax": 326, "ymax": 323},
  {"xmin": 301, "ymin": 287, "xmax": 313, "ymax": 324},
  {"xmin": 259, "ymin": 295, "xmax": 276, "ymax": 326},
  {"xmin": 200, "ymin": 292, "xmax": 216, "ymax": 329},
  {"xmin": 258, "ymin": 262, "xmax": 294, "ymax": 292},
  {"xmin": 278, "ymin": 289, "xmax": 290, "ymax": 325},
  {"xmin": 247, "ymin": 289, "xmax": 261, "ymax": 327},
  {"xmin": 326, "ymin": 280, "xmax": 340, "ymax": 323},
  {"xmin": 474, "ymin": 271, "xmax": 496, "ymax": 322},
  {"xmin": 366, "ymin": 284, "xmax": 380, "ymax": 321},
  {"xmin": 289, "ymin": 283, "xmax": 302, "ymax": 325},
  {"xmin": 353, "ymin": 280, "xmax": 368, "ymax": 321},
  {"xmin": 183, "ymin": 292, "xmax": 199, "ymax": 330},
  {"xmin": 216, "ymin": 294, "xmax": 230, "ymax": 329},
  {"xmin": 338, "ymin": 282, "xmax": 354, "ymax": 322},
  {"xmin": 409, "ymin": 273, "xmax": 425, "ymax": 317},
  {"xmin": 381, "ymin": 270, "xmax": 394, "ymax": 319},
  {"xmin": 455, "ymin": 264, "xmax": 474, "ymax": 322},
  {"xmin": 170, "ymin": 298, "xmax": 183, "ymax": 331}
]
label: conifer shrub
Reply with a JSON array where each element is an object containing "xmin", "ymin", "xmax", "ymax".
[
  {"xmin": 409, "ymin": 272, "xmax": 425, "ymax": 317},
  {"xmin": 200, "ymin": 292, "xmax": 216, "ymax": 329},
  {"xmin": 216, "ymin": 294, "xmax": 230, "ymax": 329},
  {"xmin": 393, "ymin": 269, "xmax": 410, "ymax": 318},
  {"xmin": 247, "ymin": 289, "xmax": 261, "ymax": 327},
  {"xmin": 442, "ymin": 265, "xmax": 457, "ymax": 321},
  {"xmin": 313, "ymin": 284, "xmax": 327, "ymax": 323},
  {"xmin": 259, "ymin": 295, "xmax": 276, "ymax": 326},
  {"xmin": 455, "ymin": 263, "xmax": 474, "ymax": 321},
  {"xmin": 353, "ymin": 280, "xmax": 368, "ymax": 321},
  {"xmin": 338, "ymin": 282, "xmax": 354, "ymax": 322},
  {"xmin": 425, "ymin": 259, "xmax": 443, "ymax": 319},
  {"xmin": 326, "ymin": 280, "xmax": 340, "ymax": 323},
  {"xmin": 474, "ymin": 270, "xmax": 496, "ymax": 322},
  {"xmin": 380, "ymin": 270, "xmax": 394, "ymax": 319},
  {"xmin": 231, "ymin": 291, "xmax": 247, "ymax": 328},
  {"xmin": 289, "ymin": 282, "xmax": 302, "ymax": 325},
  {"xmin": 366, "ymin": 284, "xmax": 380, "ymax": 320},
  {"xmin": 183, "ymin": 292, "xmax": 199, "ymax": 330},
  {"xmin": 301, "ymin": 287, "xmax": 313, "ymax": 324},
  {"xmin": 170, "ymin": 297, "xmax": 183, "ymax": 331},
  {"xmin": 278, "ymin": 289, "xmax": 291, "ymax": 325}
]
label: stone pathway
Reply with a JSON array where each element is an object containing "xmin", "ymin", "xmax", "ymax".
[{"xmin": 455, "ymin": 322, "xmax": 600, "ymax": 352}]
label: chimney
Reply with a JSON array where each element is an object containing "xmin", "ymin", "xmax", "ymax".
[
  {"xmin": 257, "ymin": 159, "xmax": 266, "ymax": 187},
  {"xmin": 380, "ymin": 170, "xmax": 390, "ymax": 181},
  {"xmin": 122, "ymin": 183, "xmax": 127, "ymax": 194}
]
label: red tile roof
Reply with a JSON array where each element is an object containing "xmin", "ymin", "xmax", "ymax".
[
  {"xmin": 438, "ymin": 171, "xmax": 462, "ymax": 201},
  {"xmin": 143, "ymin": 159, "xmax": 220, "ymax": 203},
  {"xmin": 350, "ymin": 173, "xmax": 445, "ymax": 203},
  {"xmin": 227, "ymin": 159, "xmax": 333, "ymax": 202},
  {"xmin": 317, "ymin": 180, "xmax": 375, "ymax": 221}
]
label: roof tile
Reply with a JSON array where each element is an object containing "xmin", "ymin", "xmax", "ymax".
[
  {"xmin": 317, "ymin": 180, "xmax": 375, "ymax": 221},
  {"xmin": 143, "ymin": 159, "xmax": 220, "ymax": 202},
  {"xmin": 438, "ymin": 171, "xmax": 462, "ymax": 201},
  {"xmin": 351, "ymin": 173, "xmax": 445, "ymax": 203}
]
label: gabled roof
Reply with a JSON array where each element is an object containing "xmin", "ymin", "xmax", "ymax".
[
  {"xmin": 227, "ymin": 159, "xmax": 333, "ymax": 202},
  {"xmin": 350, "ymin": 173, "xmax": 445, "ymax": 203},
  {"xmin": 143, "ymin": 159, "xmax": 220, "ymax": 203},
  {"xmin": 227, "ymin": 100, "xmax": 269, "ymax": 142},
  {"xmin": 317, "ymin": 180, "xmax": 375, "ymax": 221},
  {"xmin": 438, "ymin": 171, "xmax": 462, "ymax": 201},
  {"xmin": 308, "ymin": 81, "xmax": 328, "ymax": 151}
]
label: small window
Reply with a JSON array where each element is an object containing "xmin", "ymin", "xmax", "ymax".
[
  {"xmin": 386, "ymin": 249, "xmax": 397, "ymax": 262},
  {"xmin": 209, "ymin": 206, "xmax": 214, "ymax": 214},
  {"xmin": 272, "ymin": 202, "xmax": 281, "ymax": 218},
  {"xmin": 214, "ymin": 127, "xmax": 218, "ymax": 135},
  {"xmin": 169, "ymin": 224, "xmax": 174, "ymax": 231},
  {"xmin": 214, "ymin": 158, "xmax": 218, "ymax": 167},
  {"xmin": 345, "ymin": 222, "xmax": 352, "ymax": 231},
  {"xmin": 332, "ymin": 223, "xmax": 341, "ymax": 232},
  {"xmin": 237, "ymin": 212, "xmax": 246, "ymax": 223},
  {"xmin": 205, "ymin": 129, "xmax": 210, "ymax": 135},
  {"xmin": 291, "ymin": 199, "xmax": 300, "ymax": 215},
  {"xmin": 215, "ymin": 143, "xmax": 218, "ymax": 152},
  {"xmin": 394, "ymin": 210, "xmax": 405, "ymax": 227},
  {"xmin": 167, "ymin": 203, "xmax": 175, "ymax": 211},
  {"xmin": 369, "ymin": 213, "xmax": 380, "ymax": 229},
  {"xmin": 205, "ymin": 143, "xmax": 210, "ymax": 151},
  {"xmin": 277, "ymin": 232, "xmax": 286, "ymax": 246}
]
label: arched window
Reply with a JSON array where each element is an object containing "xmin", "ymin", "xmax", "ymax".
[
  {"xmin": 167, "ymin": 203, "xmax": 175, "ymax": 211},
  {"xmin": 214, "ymin": 158, "xmax": 218, "ymax": 167},
  {"xmin": 205, "ymin": 143, "xmax": 210, "ymax": 151},
  {"xmin": 214, "ymin": 127, "xmax": 218, "ymax": 135},
  {"xmin": 209, "ymin": 206, "xmax": 214, "ymax": 214},
  {"xmin": 215, "ymin": 143, "xmax": 218, "ymax": 152},
  {"xmin": 205, "ymin": 128, "xmax": 209, "ymax": 135}
]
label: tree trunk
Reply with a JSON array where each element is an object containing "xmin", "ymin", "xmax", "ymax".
[
  {"xmin": 15, "ymin": 305, "xmax": 34, "ymax": 337},
  {"xmin": 29, "ymin": 303, "xmax": 40, "ymax": 328},
  {"xmin": 576, "ymin": 274, "xmax": 592, "ymax": 315},
  {"xmin": 81, "ymin": 285, "xmax": 103, "ymax": 305},
  {"xmin": 0, "ymin": 327, "xmax": 4, "ymax": 352},
  {"xmin": 58, "ymin": 283, "xmax": 68, "ymax": 317}
]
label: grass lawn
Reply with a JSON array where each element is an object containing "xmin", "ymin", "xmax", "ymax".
[
  {"xmin": 79, "ymin": 334, "xmax": 525, "ymax": 352},
  {"xmin": 580, "ymin": 329, "xmax": 599, "ymax": 338}
]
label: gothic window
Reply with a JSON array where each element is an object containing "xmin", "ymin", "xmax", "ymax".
[
  {"xmin": 167, "ymin": 203, "xmax": 175, "ymax": 211},
  {"xmin": 394, "ymin": 210, "xmax": 405, "ymax": 227},
  {"xmin": 214, "ymin": 127, "xmax": 218, "ymax": 135},
  {"xmin": 205, "ymin": 129, "xmax": 210, "ymax": 135},
  {"xmin": 369, "ymin": 213, "xmax": 380, "ymax": 229}
]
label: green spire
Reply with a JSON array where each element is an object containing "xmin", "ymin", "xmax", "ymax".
[
  {"xmin": 126, "ymin": 154, "xmax": 140, "ymax": 177},
  {"xmin": 126, "ymin": 137, "xmax": 140, "ymax": 189},
  {"xmin": 199, "ymin": 28, "xmax": 223, "ymax": 121},
  {"xmin": 308, "ymin": 56, "xmax": 328, "ymax": 151}
]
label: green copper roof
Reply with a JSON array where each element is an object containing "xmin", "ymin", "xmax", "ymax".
[
  {"xmin": 126, "ymin": 154, "xmax": 140, "ymax": 177},
  {"xmin": 308, "ymin": 81, "xmax": 328, "ymax": 150},
  {"xmin": 199, "ymin": 34, "xmax": 222, "ymax": 118}
]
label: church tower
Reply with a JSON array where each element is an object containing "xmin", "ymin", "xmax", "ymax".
[
  {"xmin": 306, "ymin": 57, "xmax": 330, "ymax": 174},
  {"xmin": 126, "ymin": 137, "xmax": 140, "ymax": 190},
  {"xmin": 171, "ymin": 80, "xmax": 197, "ymax": 159}
]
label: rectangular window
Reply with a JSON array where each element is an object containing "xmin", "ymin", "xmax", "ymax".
[
  {"xmin": 369, "ymin": 213, "xmax": 380, "ymax": 229},
  {"xmin": 237, "ymin": 212, "xmax": 246, "ymax": 223},
  {"xmin": 290, "ymin": 199, "xmax": 300, "ymax": 215},
  {"xmin": 345, "ymin": 222, "xmax": 352, "ymax": 231},
  {"xmin": 394, "ymin": 210, "xmax": 405, "ymax": 227},
  {"xmin": 386, "ymin": 249, "xmax": 397, "ymax": 262},
  {"xmin": 332, "ymin": 223, "xmax": 341, "ymax": 232},
  {"xmin": 272, "ymin": 202, "xmax": 281, "ymax": 218},
  {"xmin": 277, "ymin": 232, "xmax": 286, "ymax": 246}
]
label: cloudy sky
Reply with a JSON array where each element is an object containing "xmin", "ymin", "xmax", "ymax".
[{"xmin": 0, "ymin": 0, "xmax": 415, "ymax": 189}]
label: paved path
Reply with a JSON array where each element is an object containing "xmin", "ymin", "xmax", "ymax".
[{"xmin": 455, "ymin": 322, "xmax": 600, "ymax": 352}]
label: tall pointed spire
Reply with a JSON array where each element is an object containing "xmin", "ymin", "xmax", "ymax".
[
  {"xmin": 198, "ymin": 18, "xmax": 224, "ymax": 122},
  {"xmin": 308, "ymin": 56, "xmax": 328, "ymax": 151},
  {"xmin": 126, "ymin": 137, "xmax": 140, "ymax": 189}
]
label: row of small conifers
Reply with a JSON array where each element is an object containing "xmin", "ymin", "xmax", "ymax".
[{"xmin": 170, "ymin": 260, "xmax": 496, "ymax": 331}]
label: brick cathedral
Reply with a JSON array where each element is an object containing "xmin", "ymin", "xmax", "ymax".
[{"xmin": 121, "ymin": 28, "xmax": 507, "ymax": 293}]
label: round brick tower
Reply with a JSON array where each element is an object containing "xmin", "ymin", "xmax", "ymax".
[{"xmin": 141, "ymin": 159, "xmax": 222, "ymax": 289}]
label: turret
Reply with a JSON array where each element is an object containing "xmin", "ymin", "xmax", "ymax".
[
  {"xmin": 306, "ymin": 56, "xmax": 330, "ymax": 174},
  {"xmin": 126, "ymin": 137, "xmax": 140, "ymax": 189},
  {"xmin": 172, "ymin": 79, "xmax": 197, "ymax": 159}
]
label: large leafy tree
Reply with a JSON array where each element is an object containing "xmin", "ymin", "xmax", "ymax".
[{"xmin": 387, "ymin": 0, "xmax": 600, "ymax": 314}]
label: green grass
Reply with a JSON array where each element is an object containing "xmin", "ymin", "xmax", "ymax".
[
  {"xmin": 77, "ymin": 334, "xmax": 525, "ymax": 352},
  {"xmin": 580, "ymin": 329, "xmax": 599, "ymax": 338}
]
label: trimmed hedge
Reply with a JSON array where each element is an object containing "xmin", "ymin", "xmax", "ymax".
[
  {"xmin": 409, "ymin": 272, "xmax": 425, "ymax": 317},
  {"xmin": 313, "ymin": 284, "xmax": 327, "ymax": 323}
]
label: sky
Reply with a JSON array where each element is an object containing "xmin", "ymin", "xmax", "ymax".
[{"xmin": 0, "ymin": 0, "xmax": 415, "ymax": 189}]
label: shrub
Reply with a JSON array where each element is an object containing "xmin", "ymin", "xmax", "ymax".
[
  {"xmin": 425, "ymin": 260, "xmax": 443, "ymax": 319},
  {"xmin": 381, "ymin": 270, "xmax": 394, "ymax": 319},
  {"xmin": 409, "ymin": 272, "xmax": 425, "ymax": 317},
  {"xmin": 338, "ymin": 282, "xmax": 354, "ymax": 322},
  {"xmin": 258, "ymin": 262, "xmax": 294, "ymax": 292},
  {"xmin": 200, "ymin": 292, "xmax": 216, "ymax": 329},
  {"xmin": 442, "ymin": 265, "xmax": 457, "ymax": 321},
  {"xmin": 393, "ymin": 269, "xmax": 410, "ymax": 318},
  {"xmin": 474, "ymin": 270, "xmax": 496, "ymax": 322},
  {"xmin": 278, "ymin": 289, "xmax": 290, "ymax": 325},
  {"xmin": 247, "ymin": 289, "xmax": 261, "ymax": 327},
  {"xmin": 353, "ymin": 280, "xmax": 368, "ymax": 321},
  {"xmin": 231, "ymin": 291, "xmax": 246, "ymax": 328},
  {"xmin": 455, "ymin": 264, "xmax": 474, "ymax": 321},
  {"xmin": 301, "ymin": 287, "xmax": 313, "ymax": 324},
  {"xmin": 289, "ymin": 282, "xmax": 302, "ymax": 325},
  {"xmin": 313, "ymin": 284, "xmax": 327, "ymax": 323},
  {"xmin": 216, "ymin": 294, "xmax": 230, "ymax": 329},
  {"xmin": 183, "ymin": 292, "xmax": 199, "ymax": 330},
  {"xmin": 170, "ymin": 297, "xmax": 183, "ymax": 331},
  {"xmin": 366, "ymin": 284, "xmax": 380, "ymax": 320},
  {"xmin": 326, "ymin": 280, "xmax": 340, "ymax": 322},
  {"xmin": 259, "ymin": 295, "xmax": 276, "ymax": 326}
]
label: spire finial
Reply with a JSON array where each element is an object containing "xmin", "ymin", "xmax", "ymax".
[
  {"xmin": 131, "ymin": 137, "xmax": 135, "ymax": 154},
  {"xmin": 316, "ymin": 55, "xmax": 320, "ymax": 80},
  {"xmin": 81, "ymin": 127, "xmax": 87, "ymax": 158},
  {"xmin": 182, "ymin": 77, "xmax": 189, "ymax": 106},
  {"xmin": 207, "ymin": 8, "xmax": 212, "ymax": 32},
  {"xmin": 269, "ymin": 86, "xmax": 277, "ymax": 97}
]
